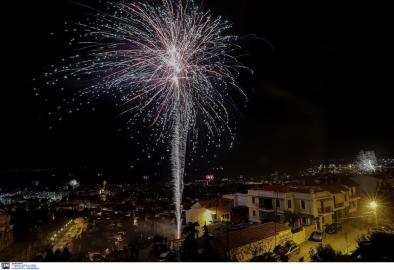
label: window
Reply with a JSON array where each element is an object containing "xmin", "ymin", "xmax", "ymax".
[
  {"xmin": 253, "ymin": 210, "xmax": 256, "ymax": 216},
  {"xmin": 322, "ymin": 216, "xmax": 325, "ymax": 224},
  {"xmin": 252, "ymin": 197, "xmax": 255, "ymax": 204},
  {"xmin": 263, "ymin": 199, "xmax": 273, "ymax": 209},
  {"xmin": 302, "ymin": 217, "xmax": 306, "ymax": 224},
  {"xmin": 287, "ymin": 200, "xmax": 292, "ymax": 209},
  {"xmin": 276, "ymin": 199, "xmax": 280, "ymax": 208},
  {"xmin": 301, "ymin": 200, "xmax": 305, "ymax": 209}
]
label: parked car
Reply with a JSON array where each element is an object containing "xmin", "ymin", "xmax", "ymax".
[
  {"xmin": 325, "ymin": 223, "xmax": 342, "ymax": 234},
  {"xmin": 368, "ymin": 225, "xmax": 391, "ymax": 234},
  {"xmin": 251, "ymin": 252, "xmax": 282, "ymax": 262},
  {"xmin": 158, "ymin": 251, "xmax": 176, "ymax": 262},
  {"xmin": 309, "ymin": 231, "xmax": 323, "ymax": 242},
  {"xmin": 274, "ymin": 241, "xmax": 300, "ymax": 257}
]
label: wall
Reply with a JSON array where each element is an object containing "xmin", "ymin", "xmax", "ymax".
[
  {"xmin": 230, "ymin": 236, "xmax": 276, "ymax": 262},
  {"xmin": 303, "ymin": 224, "xmax": 317, "ymax": 239},
  {"xmin": 230, "ymin": 229, "xmax": 292, "ymax": 261},
  {"xmin": 185, "ymin": 208, "xmax": 212, "ymax": 227},
  {"xmin": 292, "ymin": 229, "xmax": 306, "ymax": 244}
]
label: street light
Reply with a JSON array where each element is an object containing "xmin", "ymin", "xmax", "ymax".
[
  {"xmin": 369, "ymin": 200, "xmax": 378, "ymax": 226},
  {"xmin": 369, "ymin": 201, "xmax": 377, "ymax": 210}
]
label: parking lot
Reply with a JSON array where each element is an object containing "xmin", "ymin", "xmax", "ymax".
[{"xmin": 290, "ymin": 221, "xmax": 368, "ymax": 262}]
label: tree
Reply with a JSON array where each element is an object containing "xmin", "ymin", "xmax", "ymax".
[
  {"xmin": 284, "ymin": 211, "xmax": 301, "ymax": 228},
  {"xmin": 200, "ymin": 225, "xmax": 216, "ymax": 261},
  {"xmin": 62, "ymin": 247, "xmax": 72, "ymax": 261},
  {"xmin": 180, "ymin": 222, "xmax": 199, "ymax": 261},
  {"xmin": 250, "ymin": 252, "xmax": 281, "ymax": 262},
  {"xmin": 54, "ymin": 249, "xmax": 62, "ymax": 262},
  {"xmin": 352, "ymin": 232, "xmax": 394, "ymax": 261},
  {"xmin": 44, "ymin": 248, "xmax": 55, "ymax": 262},
  {"xmin": 309, "ymin": 244, "xmax": 349, "ymax": 262}
]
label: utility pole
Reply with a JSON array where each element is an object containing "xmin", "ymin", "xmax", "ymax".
[
  {"xmin": 374, "ymin": 209, "xmax": 378, "ymax": 227},
  {"xmin": 345, "ymin": 232, "xmax": 349, "ymax": 254},
  {"xmin": 274, "ymin": 191, "xmax": 278, "ymax": 247}
]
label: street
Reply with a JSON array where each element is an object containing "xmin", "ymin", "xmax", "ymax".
[{"xmin": 290, "ymin": 221, "xmax": 368, "ymax": 262}]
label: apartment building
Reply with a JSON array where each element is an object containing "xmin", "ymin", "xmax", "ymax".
[{"xmin": 248, "ymin": 181, "xmax": 360, "ymax": 230}]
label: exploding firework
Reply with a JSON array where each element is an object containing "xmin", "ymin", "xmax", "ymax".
[
  {"xmin": 357, "ymin": 150, "xmax": 377, "ymax": 173},
  {"xmin": 69, "ymin": 179, "xmax": 80, "ymax": 188},
  {"xmin": 45, "ymin": 0, "xmax": 247, "ymax": 238}
]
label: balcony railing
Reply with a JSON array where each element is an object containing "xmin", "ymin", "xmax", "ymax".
[
  {"xmin": 318, "ymin": 207, "xmax": 332, "ymax": 213},
  {"xmin": 259, "ymin": 203, "xmax": 274, "ymax": 210},
  {"xmin": 334, "ymin": 202, "xmax": 345, "ymax": 208}
]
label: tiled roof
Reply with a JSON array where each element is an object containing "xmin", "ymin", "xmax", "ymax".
[
  {"xmin": 213, "ymin": 222, "xmax": 290, "ymax": 250},
  {"xmin": 196, "ymin": 198, "xmax": 234, "ymax": 209}
]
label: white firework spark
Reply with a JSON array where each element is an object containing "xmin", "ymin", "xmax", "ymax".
[
  {"xmin": 47, "ymin": 0, "xmax": 247, "ymax": 238},
  {"xmin": 357, "ymin": 150, "xmax": 377, "ymax": 173}
]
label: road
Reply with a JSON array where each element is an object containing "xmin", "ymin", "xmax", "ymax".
[
  {"xmin": 290, "ymin": 221, "xmax": 368, "ymax": 262},
  {"xmin": 51, "ymin": 218, "xmax": 88, "ymax": 252}
]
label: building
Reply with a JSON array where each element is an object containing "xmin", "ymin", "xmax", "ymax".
[
  {"xmin": 0, "ymin": 209, "xmax": 13, "ymax": 251},
  {"xmin": 248, "ymin": 181, "xmax": 360, "ymax": 230},
  {"xmin": 186, "ymin": 198, "xmax": 234, "ymax": 226},
  {"xmin": 211, "ymin": 222, "xmax": 292, "ymax": 261},
  {"xmin": 222, "ymin": 193, "xmax": 248, "ymax": 207}
]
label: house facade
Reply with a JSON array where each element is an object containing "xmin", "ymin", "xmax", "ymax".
[
  {"xmin": 248, "ymin": 181, "xmax": 360, "ymax": 230},
  {"xmin": 186, "ymin": 198, "xmax": 234, "ymax": 227}
]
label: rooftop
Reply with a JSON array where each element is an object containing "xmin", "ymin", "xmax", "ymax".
[
  {"xmin": 212, "ymin": 222, "xmax": 290, "ymax": 250},
  {"xmin": 194, "ymin": 198, "xmax": 234, "ymax": 209}
]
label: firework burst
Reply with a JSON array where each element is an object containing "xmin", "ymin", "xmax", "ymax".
[{"xmin": 46, "ymin": 0, "xmax": 247, "ymax": 238}]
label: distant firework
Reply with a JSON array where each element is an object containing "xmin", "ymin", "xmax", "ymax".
[
  {"xmin": 45, "ymin": 0, "xmax": 248, "ymax": 238},
  {"xmin": 69, "ymin": 179, "xmax": 79, "ymax": 188},
  {"xmin": 357, "ymin": 150, "xmax": 377, "ymax": 173}
]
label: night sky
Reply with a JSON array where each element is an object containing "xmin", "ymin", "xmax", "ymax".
[{"xmin": 1, "ymin": 0, "xmax": 392, "ymax": 180}]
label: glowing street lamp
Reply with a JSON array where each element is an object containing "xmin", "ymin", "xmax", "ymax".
[
  {"xmin": 369, "ymin": 201, "xmax": 378, "ymax": 209},
  {"xmin": 369, "ymin": 200, "xmax": 378, "ymax": 226}
]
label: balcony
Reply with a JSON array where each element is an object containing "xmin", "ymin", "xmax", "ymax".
[
  {"xmin": 318, "ymin": 207, "xmax": 332, "ymax": 214},
  {"xmin": 259, "ymin": 203, "xmax": 274, "ymax": 210},
  {"xmin": 334, "ymin": 202, "xmax": 345, "ymax": 209}
]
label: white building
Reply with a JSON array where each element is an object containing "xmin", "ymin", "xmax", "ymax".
[
  {"xmin": 222, "ymin": 193, "xmax": 248, "ymax": 207},
  {"xmin": 248, "ymin": 183, "xmax": 359, "ymax": 230}
]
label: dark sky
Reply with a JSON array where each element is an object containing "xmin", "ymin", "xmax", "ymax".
[{"xmin": 1, "ymin": 0, "xmax": 392, "ymax": 180}]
